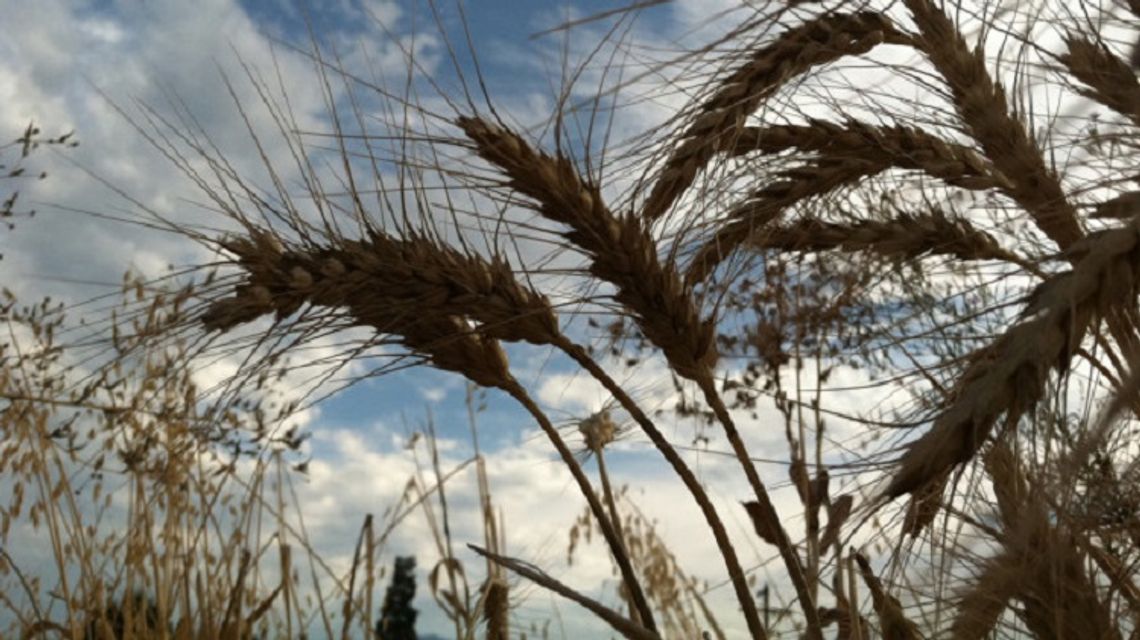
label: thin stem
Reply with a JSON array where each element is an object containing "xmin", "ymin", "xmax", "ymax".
[
  {"xmin": 694, "ymin": 374, "xmax": 823, "ymax": 640},
  {"xmin": 595, "ymin": 448, "xmax": 625, "ymax": 551},
  {"xmin": 554, "ymin": 336, "xmax": 768, "ymax": 640},
  {"xmin": 595, "ymin": 448, "xmax": 641, "ymax": 627},
  {"xmin": 501, "ymin": 379, "xmax": 659, "ymax": 636}
]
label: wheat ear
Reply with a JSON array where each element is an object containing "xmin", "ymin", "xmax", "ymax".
[
  {"xmin": 481, "ymin": 579, "xmax": 509, "ymax": 640},
  {"xmin": 686, "ymin": 157, "xmax": 882, "ymax": 283},
  {"xmin": 741, "ymin": 211, "xmax": 1020, "ymax": 264},
  {"xmin": 952, "ymin": 445, "xmax": 1117, "ymax": 639},
  {"xmin": 201, "ymin": 229, "xmax": 658, "ymax": 633},
  {"xmin": 902, "ymin": 0, "xmax": 1083, "ymax": 250},
  {"xmin": 1061, "ymin": 36, "xmax": 1140, "ymax": 128},
  {"xmin": 725, "ymin": 120, "xmax": 1011, "ymax": 192},
  {"xmin": 640, "ymin": 11, "xmax": 909, "ymax": 222},
  {"xmin": 458, "ymin": 115, "xmax": 716, "ymax": 381},
  {"xmin": 885, "ymin": 220, "xmax": 1140, "ymax": 501},
  {"xmin": 687, "ymin": 118, "xmax": 1012, "ymax": 282}
]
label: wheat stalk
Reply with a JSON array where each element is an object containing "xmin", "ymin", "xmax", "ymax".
[
  {"xmin": 640, "ymin": 11, "xmax": 910, "ymax": 222},
  {"xmin": 458, "ymin": 115, "xmax": 835, "ymax": 637},
  {"xmin": 469, "ymin": 545, "xmax": 659, "ymax": 640}
]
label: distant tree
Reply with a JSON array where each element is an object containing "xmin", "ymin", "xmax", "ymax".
[
  {"xmin": 83, "ymin": 590, "xmax": 165, "ymax": 640},
  {"xmin": 376, "ymin": 556, "xmax": 418, "ymax": 640}
]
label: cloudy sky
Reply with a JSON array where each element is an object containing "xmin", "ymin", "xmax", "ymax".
[{"xmin": 0, "ymin": 1, "xmax": 890, "ymax": 637}]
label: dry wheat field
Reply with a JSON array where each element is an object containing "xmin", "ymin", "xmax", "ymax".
[{"xmin": 3, "ymin": 0, "xmax": 1140, "ymax": 638}]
